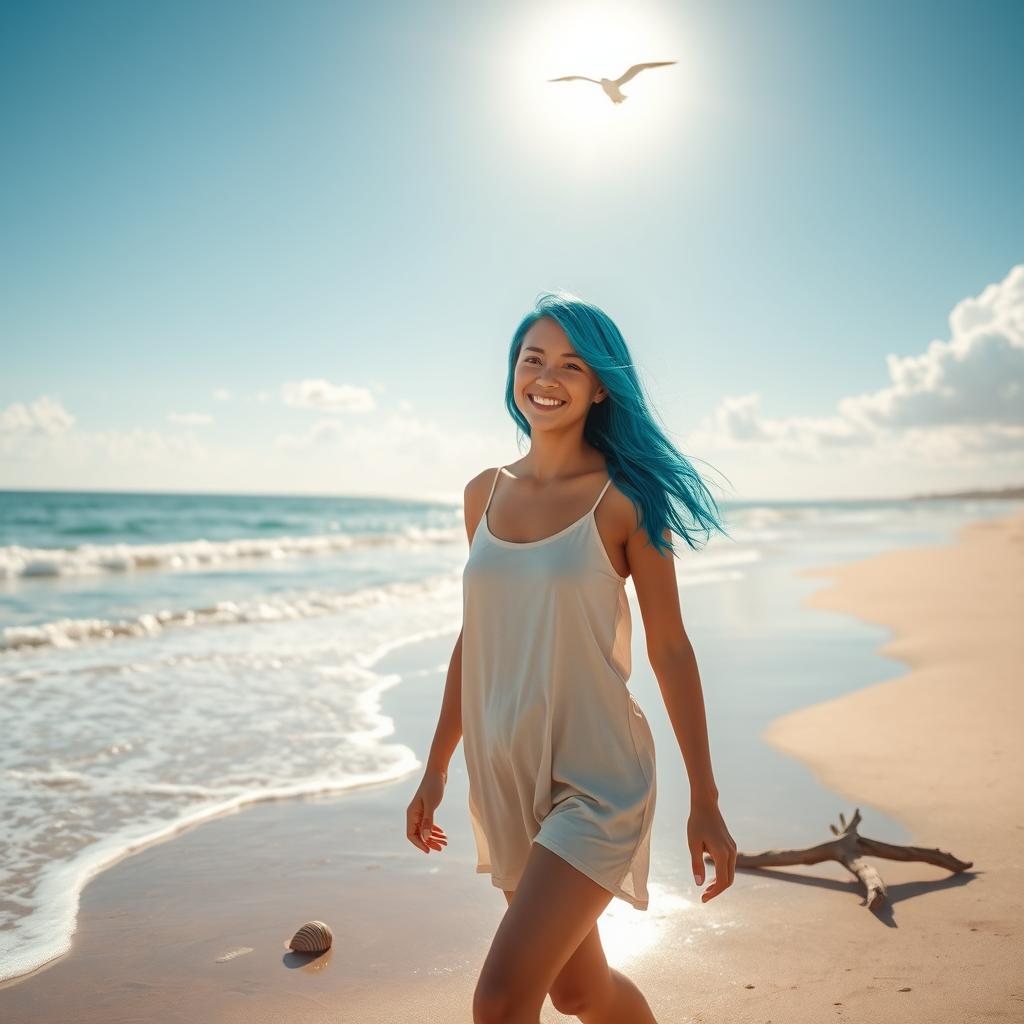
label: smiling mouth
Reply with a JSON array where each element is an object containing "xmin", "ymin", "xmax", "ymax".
[{"xmin": 527, "ymin": 393, "xmax": 567, "ymax": 409}]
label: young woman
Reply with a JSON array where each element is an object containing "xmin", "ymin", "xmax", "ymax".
[{"xmin": 405, "ymin": 292, "xmax": 736, "ymax": 1023}]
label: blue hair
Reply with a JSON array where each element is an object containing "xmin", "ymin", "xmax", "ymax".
[{"xmin": 505, "ymin": 291, "xmax": 733, "ymax": 557}]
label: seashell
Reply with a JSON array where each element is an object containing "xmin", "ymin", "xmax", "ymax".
[{"xmin": 288, "ymin": 919, "xmax": 333, "ymax": 954}]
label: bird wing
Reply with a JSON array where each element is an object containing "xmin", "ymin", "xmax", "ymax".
[
  {"xmin": 547, "ymin": 75, "xmax": 601, "ymax": 84},
  {"xmin": 613, "ymin": 61, "xmax": 677, "ymax": 86}
]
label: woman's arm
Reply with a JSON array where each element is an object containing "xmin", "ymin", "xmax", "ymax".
[
  {"xmin": 632, "ymin": 558, "xmax": 719, "ymax": 805},
  {"xmin": 405, "ymin": 471, "xmax": 494, "ymax": 854},
  {"xmin": 423, "ymin": 629, "xmax": 463, "ymax": 783},
  {"xmin": 649, "ymin": 641, "xmax": 719, "ymax": 803},
  {"xmin": 622, "ymin": 505, "xmax": 737, "ymax": 901}
]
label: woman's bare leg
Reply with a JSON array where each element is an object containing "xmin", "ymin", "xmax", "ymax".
[
  {"xmin": 473, "ymin": 842, "xmax": 611, "ymax": 1023},
  {"xmin": 500, "ymin": 889, "xmax": 658, "ymax": 1022},
  {"xmin": 473, "ymin": 841, "xmax": 657, "ymax": 1023}
]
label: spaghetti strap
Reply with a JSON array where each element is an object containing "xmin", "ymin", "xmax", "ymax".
[
  {"xmin": 483, "ymin": 465, "xmax": 504, "ymax": 515},
  {"xmin": 590, "ymin": 475, "xmax": 613, "ymax": 513}
]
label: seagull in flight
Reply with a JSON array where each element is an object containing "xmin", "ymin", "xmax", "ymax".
[{"xmin": 547, "ymin": 61, "xmax": 677, "ymax": 105}]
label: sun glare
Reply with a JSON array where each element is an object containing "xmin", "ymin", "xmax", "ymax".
[
  {"xmin": 503, "ymin": 1, "xmax": 694, "ymax": 178},
  {"xmin": 596, "ymin": 883, "xmax": 694, "ymax": 966}
]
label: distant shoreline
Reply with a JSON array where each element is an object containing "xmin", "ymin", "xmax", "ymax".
[
  {"xmin": 1, "ymin": 484, "xmax": 1022, "ymax": 502},
  {"xmin": 909, "ymin": 484, "xmax": 1024, "ymax": 500}
]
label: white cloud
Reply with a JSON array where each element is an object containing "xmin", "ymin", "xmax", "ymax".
[
  {"xmin": 839, "ymin": 264, "xmax": 1024, "ymax": 431},
  {"xmin": 0, "ymin": 417, "xmax": 210, "ymax": 473},
  {"xmin": 273, "ymin": 419, "xmax": 347, "ymax": 451},
  {"xmin": 693, "ymin": 393, "xmax": 871, "ymax": 456},
  {"xmin": 282, "ymin": 379, "xmax": 376, "ymax": 413},
  {"xmin": 694, "ymin": 264, "xmax": 1024, "ymax": 460},
  {"xmin": 85, "ymin": 427, "xmax": 210, "ymax": 464},
  {"xmin": 168, "ymin": 412, "xmax": 214, "ymax": 426},
  {"xmin": 273, "ymin": 411, "xmax": 495, "ymax": 471},
  {"xmin": 0, "ymin": 396, "xmax": 212, "ymax": 476},
  {"xmin": 212, "ymin": 388, "xmax": 232, "ymax": 401},
  {"xmin": 0, "ymin": 395, "xmax": 75, "ymax": 436},
  {"xmin": 0, "ymin": 390, "xmax": 495, "ymax": 498}
]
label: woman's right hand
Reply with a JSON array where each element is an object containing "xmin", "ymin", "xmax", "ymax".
[{"xmin": 406, "ymin": 767, "xmax": 449, "ymax": 854}]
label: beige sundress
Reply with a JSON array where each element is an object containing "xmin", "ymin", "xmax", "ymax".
[{"xmin": 460, "ymin": 464, "xmax": 657, "ymax": 910}]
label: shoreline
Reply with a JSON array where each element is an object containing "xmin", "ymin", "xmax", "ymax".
[
  {"xmin": 762, "ymin": 508, "xmax": 1024, "ymax": 1019},
  {"xmin": 2, "ymin": 510, "xmax": 1022, "ymax": 1022},
  {"xmin": 763, "ymin": 508, "xmax": 1024, "ymax": 840},
  {"xmin": 0, "ymin": 627, "xmax": 438, "ymax": 989}
]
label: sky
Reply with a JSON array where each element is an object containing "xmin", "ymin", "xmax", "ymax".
[{"xmin": 1, "ymin": 0, "xmax": 1022, "ymax": 502}]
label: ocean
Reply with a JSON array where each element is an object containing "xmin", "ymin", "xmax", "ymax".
[{"xmin": 1, "ymin": 487, "xmax": 1021, "ymax": 983}]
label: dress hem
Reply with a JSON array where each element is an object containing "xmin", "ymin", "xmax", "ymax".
[
  {"xmin": 532, "ymin": 836, "xmax": 649, "ymax": 912},
  {"xmin": 478, "ymin": 865, "xmax": 520, "ymax": 889}
]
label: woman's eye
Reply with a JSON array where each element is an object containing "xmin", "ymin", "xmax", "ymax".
[{"xmin": 523, "ymin": 356, "xmax": 582, "ymax": 370}]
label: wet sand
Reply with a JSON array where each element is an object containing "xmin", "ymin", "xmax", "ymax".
[{"xmin": 2, "ymin": 509, "xmax": 1021, "ymax": 1023}]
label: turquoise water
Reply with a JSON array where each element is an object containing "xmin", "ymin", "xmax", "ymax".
[{"xmin": 0, "ymin": 488, "xmax": 1020, "ymax": 982}]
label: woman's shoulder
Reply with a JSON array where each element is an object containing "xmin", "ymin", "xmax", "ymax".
[
  {"xmin": 464, "ymin": 465, "xmax": 502, "ymax": 500},
  {"xmin": 462, "ymin": 465, "xmax": 505, "ymax": 545},
  {"xmin": 464, "ymin": 459, "xmax": 528, "ymax": 496}
]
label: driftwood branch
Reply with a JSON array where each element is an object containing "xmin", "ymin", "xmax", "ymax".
[{"xmin": 734, "ymin": 808, "xmax": 973, "ymax": 909}]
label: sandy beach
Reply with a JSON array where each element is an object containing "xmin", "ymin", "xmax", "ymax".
[{"xmin": 2, "ymin": 507, "xmax": 1022, "ymax": 1024}]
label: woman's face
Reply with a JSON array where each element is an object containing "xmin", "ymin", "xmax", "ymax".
[{"xmin": 513, "ymin": 318, "xmax": 606, "ymax": 428}]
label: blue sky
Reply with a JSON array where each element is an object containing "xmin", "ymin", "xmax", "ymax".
[{"xmin": 2, "ymin": 0, "xmax": 1022, "ymax": 500}]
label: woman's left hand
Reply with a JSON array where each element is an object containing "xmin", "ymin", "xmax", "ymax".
[{"xmin": 688, "ymin": 796, "xmax": 737, "ymax": 903}]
